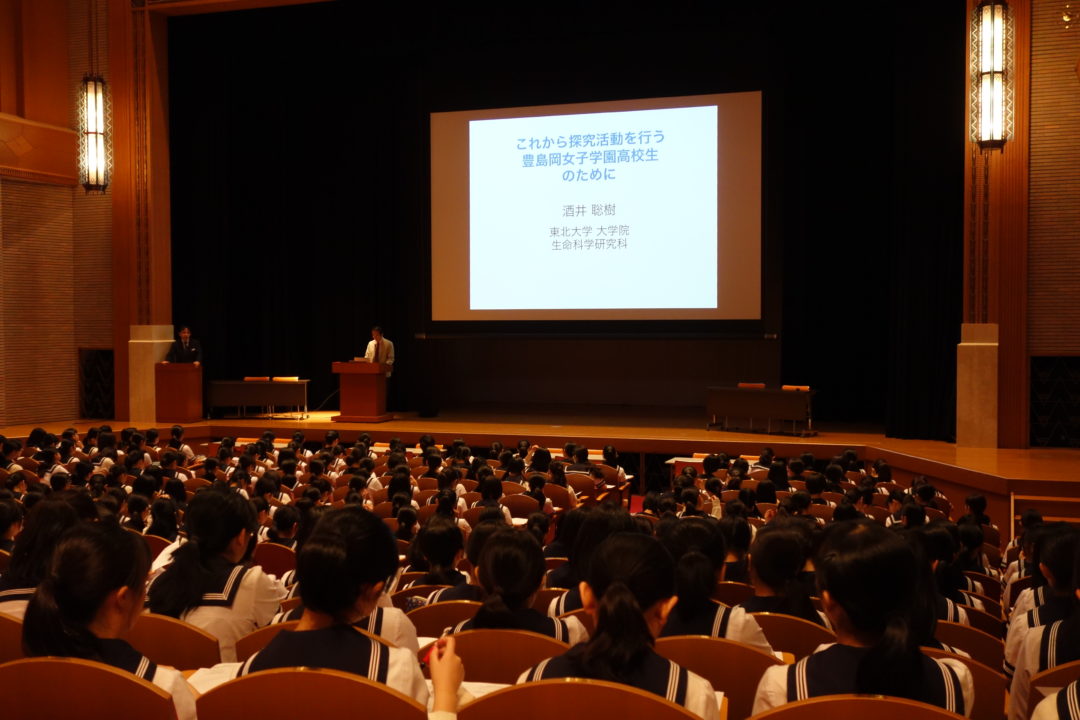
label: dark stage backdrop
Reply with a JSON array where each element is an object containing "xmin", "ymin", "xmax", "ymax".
[{"xmin": 168, "ymin": 1, "xmax": 964, "ymax": 439}]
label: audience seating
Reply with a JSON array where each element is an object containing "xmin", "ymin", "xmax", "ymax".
[
  {"xmin": 541, "ymin": 483, "xmax": 572, "ymax": 510},
  {"xmin": 711, "ymin": 581, "xmax": 754, "ymax": 606},
  {"xmin": 459, "ymin": 677, "xmax": 699, "ymax": 720},
  {"xmin": 141, "ymin": 534, "xmax": 172, "ymax": 561},
  {"xmin": 406, "ymin": 600, "xmax": 481, "ymax": 638},
  {"xmin": 748, "ymin": 694, "xmax": 965, "ymax": 720},
  {"xmin": 656, "ymin": 635, "xmax": 783, "ymax": 720},
  {"xmin": 751, "ymin": 612, "xmax": 837, "ymax": 660},
  {"xmin": 235, "ymin": 620, "xmax": 300, "ymax": 662},
  {"xmin": 558, "ymin": 608, "xmax": 595, "ymax": 636},
  {"xmin": 197, "ymin": 666, "xmax": 426, "ymax": 720},
  {"xmin": 0, "ymin": 657, "xmax": 176, "ymax": 720},
  {"xmin": 279, "ymin": 596, "xmax": 302, "ymax": 613},
  {"xmin": 418, "ymin": 629, "xmax": 568, "ymax": 684},
  {"xmin": 934, "ymin": 620, "xmax": 1004, "ymax": 671},
  {"xmin": 1027, "ymin": 659, "xmax": 1080, "ymax": 720},
  {"xmin": 963, "ymin": 571, "xmax": 1002, "ymax": 602},
  {"xmin": 532, "ymin": 587, "xmax": 568, "ymax": 613},
  {"xmin": 1007, "ymin": 576, "xmax": 1035, "ymax": 610},
  {"xmin": 391, "ymin": 585, "xmax": 448, "ymax": 611},
  {"xmin": 0, "ymin": 612, "xmax": 23, "ymax": 664},
  {"xmin": 251, "ymin": 541, "xmax": 296, "ymax": 578},
  {"xmin": 962, "ymin": 603, "xmax": 1004, "ymax": 637},
  {"xmin": 124, "ymin": 612, "xmax": 221, "ymax": 670},
  {"xmin": 501, "ymin": 493, "xmax": 542, "ymax": 519},
  {"xmin": 501, "ymin": 480, "xmax": 527, "ymax": 495},
  {"xmin": 922, "ymin": 646, "xmax": 1007, "ymax": 720}
]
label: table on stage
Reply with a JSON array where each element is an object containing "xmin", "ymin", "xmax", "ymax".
[
  {"xmin": 332, "ymin": 361, "xmax": 392, "ymax": 423},
  {"xmin": 706, "ymin": 385, "xmax": 815, "ymax": 435},
  {"xmin": 207, "ymin": 379, "xmax": 308, "ymax": 419}
]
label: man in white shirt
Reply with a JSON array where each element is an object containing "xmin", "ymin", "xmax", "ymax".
[{"xmin": 364, "ymin": 325, "xmax": 395, "ymax": 377}]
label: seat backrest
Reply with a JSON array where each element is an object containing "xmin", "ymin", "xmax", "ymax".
[
  {"xmin": 751, "ymin": 612, "xmax": 837, "ymax": 659},
  {"xmin": 0, "ymin": 611, "xmax": 23, "ymax": 664},
  {"xmin": 141, "ymin": 534, "xmax": 172, "ymax": 561},
  {"xmin": 406, "ymin": 601, "xmax": 481, "ymax": 638},
  {"xmin": 1007, "ymin": 575, "xmax": 1035, "ymax": 610},
  {"xmin": 124, "ymin": 612, "xmax": 221, "ymax": 670},
  {"xmin": 501, "ymin": 480, "xmax": 526, "ymax": 495},
  {"xmin": 197, "ymin": 666, "xmax": 426, "ymax": 720},
  {"xmin": 1027, "ymin": 658, "xmax": 1080, "ymax": 720},
  {"xmin": 922, "ymin": 646, "xmax": 1007, "ymax": 720},
  {"xmin": 749, "ymin": 693, "xmax": 964, "ymax": 720},
  {"xmin": 934, "ymin": 620, "xmax": 1004, "ymax": 671},
  {"xmin": 656, "ymin": 634, "xmax": 782, "ymax": 720},
  {"xmin": 458, "ymin": 677, "xmax": 699, "ymax": 720},
  {"xmin": 421, "ymin": 629, "xmax": 568, "ymax": 684},
  {"xmin": 0, "ymin": 657, "xmax": 176, "ymax": 720},
  {"xmin": 963, "ymin": 571, "xmax": 1002, "ymax": 602},
  {"xmin": 391, "ymin": 585, "xmax": 449, "ymax": 611},
  {"xmin": 532, "ymin": 587, "xmax": 568, "ymax": 613},
  {"xmin": 234, "ymin": 620, "xmax": 301, "ymax": 662},
  {"xmin": 961, "ymin": 603, "xmax": 1004, "ymax": 638},
  {"xmin": 711, "ymin": 581, "xmax": 754, "ymax": 606},
  {"xmin": 500, "ymin": 493, "xmax": 542, "ymax": 519},
  {"xmin": 252, "ymin": 541, "xmax": 297, "ymax": 579},
  {"xmin": 557, "ymin": 608, "xmax": 595, "ymax": 637},
  {"xmin": 372, "ymin": 500, "xmax": 394, "ymax": 518}
]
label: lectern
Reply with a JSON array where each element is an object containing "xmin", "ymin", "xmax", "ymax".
[
  {"xmin": 331, "ymin": 361, "xmax": 392, "ymax": 422},
  {"xmin": 155, "ymin": 363, "xmax": 203, "ymax": 423}
]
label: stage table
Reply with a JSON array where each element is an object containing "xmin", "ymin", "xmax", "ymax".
[
  {"xmin": 208, "ymin": 379, "xmax": 308, "ymax": 419},
  {"xmin": 706, "ymin": 386, "xmax": 815, "ymax": 435}
]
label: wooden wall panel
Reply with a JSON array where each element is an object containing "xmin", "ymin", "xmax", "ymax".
[
  {"xmin": 0, "ymin": 180, "xmax": 78, "ymax": 424},
  {"xmin": 1027, "ymin": 0, "xmax": 1080, "ymax": 354},
  {"xmin": 19, "ymin": 0, "xmax": 70, "ymax": 127}
]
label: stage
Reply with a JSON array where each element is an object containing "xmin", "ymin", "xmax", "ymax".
[{"xmin": 3, "ymin": 403, "xmax": 1078, "ymax": 532}]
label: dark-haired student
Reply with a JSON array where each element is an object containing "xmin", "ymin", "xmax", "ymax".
[
  {"xmin": 658, "ymin": 517, "xmax": 773, "ymax": 653},
  {"xmin": 519, "ymin": 532, "xmax": 719, "ymax": 720},
  {"xmin": 739, "ymin": 525, "xmax": 829, "ymax": 627},
  {"xmin": 21, "ymin": 521, "xmax": 197, "ymax": 720},
  {"xmin": 426, "ymin": 521, "xmax": 502, "ymax": 604},
  {"xmin": 0, "ymin": 498, "xmax": 80, "ymax": 619},
  {"xmin": 752, "ymin": 521, "xmax": 973, "ymax": 715},
  {"xmin": 191, "ymin": 506, "xmax": 462, "ymax": 716},
  {"xmin": 147, "ymin": 489, "xmax": 286, "ymax": 661},
  {"xmin": 447, "ymin": 529, "xmax": 588, "ymax": 644},
  {"xmin": 0, "ymin": 498, "xmax": 24, "ymax": 552}
]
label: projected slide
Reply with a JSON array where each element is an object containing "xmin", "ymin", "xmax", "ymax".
[
  {"xmin": 468, "ymin": 106, "xmax": 717, "ymax": 310},
  {"xmin": 431, "ymin": 92, "xmax": 761, "ymax": 322}
]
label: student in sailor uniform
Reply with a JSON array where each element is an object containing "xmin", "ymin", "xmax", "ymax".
[
  {"xmin": 447, "ymin": 528, "xmax": 588, "ymax": 645},
  {"xmin": 0, "ymin": 498, "xmax": 79, "ymax": 620},
  {"xmin": 1011, "ymin": 524, "xmax": 1066, "ymax": 622},
  {"xmin": 425, "ymin": 520, "xmax": 503, "ymax": 605},
  {"xmin": 738, "ymin": 524, "xmax": 829, "ymax": 628},
  {"xmin": 407, "ymin": 517, "xmax": 469, "ymax": 589},
  {"xmin": 1032, "ymin": 679, "xmax": 1080, "ymax": 720},
  {"xmin": 520, "ymin": 532, "xmax": 719, "ymax": 720},
  {"xmin": 1009, "ymin": 548, "xmax": 1080, "ymax": 720},
  {"xmin": 547, "ymin": 508, "xmax": 638, "ymax": 618},
  {"xmin": 1004, "ymin": 526, "xmax": 1078, "ymax": 677},
  {"xmin": 236, "ymin": 506, "xmax": 463, "ymax": 712},
  {"xmin": 657, "ymin": 516, "xmax": 773, "ymax": 654},
  {"xmin": 147, "ymin": 489, "xmax": 285, "ymax": 661},
  {"xmin": 752, "ymin": 521, "xmax": 973, "ymax": 716},
  {"xmin": 21, "ymin": 520, "xmax": 196, "ymax": 720}
]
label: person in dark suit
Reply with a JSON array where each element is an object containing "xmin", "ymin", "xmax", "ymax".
[{"xmin": 163, "ymin": 325, "xmax": 202, "ymax": 365}]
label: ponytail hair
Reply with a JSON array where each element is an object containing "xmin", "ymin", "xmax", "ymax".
[
  {"xmin": 569, "ymin": 532, "xmax": 675, "ymax": 682},
  {"xmin": 472, "ymin": 529, "xmax": 545, "ymax": 629},
  {"xmin": 23, "ymin": 519, "xmax": 149, "ymax": 659},
  {"xmin": 147, "ymin": 488, "xmax": 256, "ymax": 618},
  {"xmin": 817, "ymin": 521, "xmax": 922, "ymax": 699}
]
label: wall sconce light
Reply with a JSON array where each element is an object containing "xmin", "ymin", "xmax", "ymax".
[
  {"xmin": 80, "ymin": 0, "xmax": 109, "ymax": 193},
  {"xmin": 971, "ymin": 0, "xmax": 1012, "ymax": 149}
]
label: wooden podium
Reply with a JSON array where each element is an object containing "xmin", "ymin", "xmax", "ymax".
[
  {"xmin": 155, "ymin": 363, "xmax": 203, "ymax": 423},
  {"xmin": 331, "ymin": 361, "xmax": 392, "ymax": 423}
]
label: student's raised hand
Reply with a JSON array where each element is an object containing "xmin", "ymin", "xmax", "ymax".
[{"xmin": 429, "ymin": 635, "xmax": 465, "ymax": 713}]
